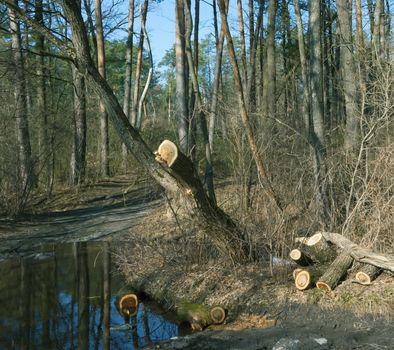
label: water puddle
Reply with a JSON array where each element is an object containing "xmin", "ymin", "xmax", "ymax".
[{"xmin": 0, "ymin": 242, "xmax": 182, "ymax": 349}]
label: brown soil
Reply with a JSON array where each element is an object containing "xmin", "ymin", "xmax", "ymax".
[
  {"xmin": 2, "ymin": 177, "xmax": 394, "ymax": 349},
  {"xmin": 114, "ymin": 187, "xmax": 394, "ymax": 350}
]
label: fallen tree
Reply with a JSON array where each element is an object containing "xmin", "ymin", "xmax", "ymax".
[
  {"xmin": 291, "ymin": 232, "xmax": 394, "ymax": 291},
  {"xmin": 4, "ymin": 0, "xmax": 248, "ymax": 260}
]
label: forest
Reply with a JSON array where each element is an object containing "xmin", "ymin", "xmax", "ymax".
[{"xmin": 0, "ymin": 0, "xmax": 393, "ymax": 258}]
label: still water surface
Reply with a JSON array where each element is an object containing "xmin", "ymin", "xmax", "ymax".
[{"xmin": 0, "ymin": 242, "xmax": 179, "ymax": 349}]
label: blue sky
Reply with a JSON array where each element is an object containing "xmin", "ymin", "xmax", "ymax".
[{"xmin": 112, "ymin": 0, "xmax": 241, "ymax": 65}]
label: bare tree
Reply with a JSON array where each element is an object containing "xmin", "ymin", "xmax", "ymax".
[
  {"xmin": 262, "ymin": 0, "xmax": 277, "ymax": 121},
  {"xmin": 308, "ymin": 0, "xmax": 331, "ymax": 224},
  {"xmin": 217, "ymin": 0, "xmax": 282, "ymax": 211},
  {"xmin": 131, "ymin": 0, "xmax": 148, "ymax": 128},
  {"xmin": 121, "ymin": 0, "xmax": 135, "ymax": 171},
  {"xmin": 8, "ymin": 0, "xmax": 33, "ymax": 194},
  {"xmin": 175, "ymin": 0, "xmax": 189, "ymax": 153},
  {"xmin": 337, "ymin": 0, "xmax": 359, "ymax": 151},
  {"xmin": 70, "ymin": 67, "xmax": 87, "ymax": 185},
  {"xmin": 95, "ymin": 0, "xmax": 109, "ymax": 176}
]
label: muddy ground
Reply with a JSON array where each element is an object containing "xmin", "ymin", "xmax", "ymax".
[{"xmin": 1, "ymin": 177, "xmax": 394, "ymax": 349}]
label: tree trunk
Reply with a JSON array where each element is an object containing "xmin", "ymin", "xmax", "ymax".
[
  {"xmin": 71, "ymin": 67, "xmax": 87, "ymax": 185},
  {"xmin": 35, "ymin": 0, "xmax": 51, "ymax": 189},
  {"xmin": 183, "ymin": 0, "xmax": 216, "ymax": 204},
  {"xmin": 308, "ymin": 0, "xmax": 331, "ymax": 225},
  {"xmin": 175, "ymin": 0, "xmax": 189, "ymax": 153},
  {"xmin": 237, "ymin": 0, "xmax": 248, "ymax": 88},
  {"xmin": 56, "ymin": 0, "xmax": 248, "ymax": 261},
  {"xmin": 95, "ymin": 0, "xmax": 109, "ymax": 176},
  {"xmin": 217, "ymin": 0, "xmax": 282, "ymax": 211},
  {"xmin": 337, "ymin": 0, "xmax": 359, "ymax": 152},
  {"xmin": 372, "ymin": 0, "xmax": 383, "ymax": 60},
  {"xmin": 122, "ymin": 0, "xmax": 135, "ymax": 172},
  {"xmin": 209, "ymin": 0, "xmax": 227, "ymax": 152},
  {"xmin": 131, "ymin": 0, "xmax": 148, "ymax": 129},
  {"xmin": 8, "ymin": 0, "xmax": 33, "ymax": 195},
  {"xmin": 263, "ymin": 0, "xmax": 277, "ymax": 122},
  {"xmin": 316, "ymin": 250, "xmax": 353, "ymax": 291}
]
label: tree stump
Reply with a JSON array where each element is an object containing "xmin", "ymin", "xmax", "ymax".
[
  {"xmin": 115, "ymin": 293, "xmax": 138, "ymax": 323},
  {"xmin": 316, "ymin": 251, "xmax": 353, "ymax": 291},
  {"xmin": 355, "ymin": 264, "xmax": 382, "ymax": 285}
]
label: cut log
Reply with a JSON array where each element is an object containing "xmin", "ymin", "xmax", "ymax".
[
  {"xmin": 209, "ymin": 306, "xmax": 226, "ymax": 325},
  {"xmin": 176, "ymin": 303, "xmax": 226, "ymax": 331},
  {"xmin": 294, "ymin": 269, "xmax": 322, "ymax": 290},
  {"xmin": 155, "ymin": 140, "xmax": 178, "ymax": 167},
  {"xmin": 320, "ymin": 232, "xmax": 394, "ymax": 273},
  {"xmin": 115, "ymin": 293, "xmax": 138, "ymax": 323},
  {"xmin": 316, "ymin": 251, "xmax": 353, "ymax": 292},
  {"xmin": 289, "ymin": 249, "xmax": 314, "ymax": 266},
  {"xmin": 294, "ymin": 232, "xmax": 336, "ymax": 264},
  {"xmin": 355, "ymin": 264, "xmax": 382, "ymax": 285},
  {"xmin": 292, "ymin": 268, "xmax": 303, "ymax": 279}
]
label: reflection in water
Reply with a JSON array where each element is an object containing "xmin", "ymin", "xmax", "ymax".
[{"xmin": 0, "ymin": 242, "xmax": 179, "ymax": 349}]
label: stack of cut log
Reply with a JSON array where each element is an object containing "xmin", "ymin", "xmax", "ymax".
[{"xmin": 290, "ymin": 232, "xmax": 390, "ymax": 292}]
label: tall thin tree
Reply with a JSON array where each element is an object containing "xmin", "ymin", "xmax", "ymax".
[{"xmin": 95, "ymin": 0, "xmax": 109, "ymax": 176}]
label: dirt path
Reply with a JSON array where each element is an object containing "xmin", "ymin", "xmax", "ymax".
[{"xmin": 0, "ymin": 180, "xmax": 162, "ymax": 260}]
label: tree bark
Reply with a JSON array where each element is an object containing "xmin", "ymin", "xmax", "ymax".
[
  {"xmin": 95, "ymin": 0, "xmax": 109, "ymax": 176},
  {"xmin": 131, "ymin": 0, "xmax": 148, "ymax": 129},
  {"xmin": 262, "ymin": 0, "xmax": 277, "ymax": 122},
  {"xmin": 183, "ymin": 0, "xmax": 216, "ymax": 204},
  {"xmin": 122, "ymin": 0, "xmax": 135, "ymax": 171},
  {"xmin": 175, "ymin": 0, "xmax": 189, "ymax": 153},
  {"xmin": 308, "ymin": 0, "xmax": 331, "ymax": 225},
  {"xmin": 337, "ymin": 0, "xmax": 359, "ymax": 152},
  {"xmin": 35, "ymin": 0, "xmax": 51, "ymax": 189},
  {"xmin": 209, "ymin": 0, "xmax": 227, "ymax": 152},
  {"xmin": 71, "ymin": 66, "xmax": 87, "ymax": 185},
  {"xmin": 237, "ymin": 0, "xmax": 248, "ymax": 89},
  {"xmin": 316, "ymin": 250, "xmax": 353, "ymax": 291},
  {"xmin": 8, "ymin": 0, "xmax": 33, "ymax": 194}
]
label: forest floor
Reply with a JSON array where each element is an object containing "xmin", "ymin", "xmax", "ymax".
[{"xmin": 1, "ymin": 176, "xmax": 394, "ymax": 349}]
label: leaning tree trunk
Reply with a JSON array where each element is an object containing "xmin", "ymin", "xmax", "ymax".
[{"xmin": 55, "ymin": 0, "xmax": 247, "ymax": 261}]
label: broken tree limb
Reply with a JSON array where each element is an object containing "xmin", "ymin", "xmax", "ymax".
[
  {"xmin": 289, "ymin": 249, "xmax": 314, "ymax": 267},
  {"xmin": 316, "ymin": 250, "xmax": 354, "ymax": 291},
  {"xmin": 294, "ymin": 269, "xmax": 322, "ymax": 290},
  {"xmin": 355, "ymin": 264, "xmax": 382, "ymax": 285},
  {"xmin": 320, "ymin": 232, "xmax": 394, "ymax": 273},
  {"xmin": 176, "ymin": 303, "xmax": 226, "ymax": 331}
]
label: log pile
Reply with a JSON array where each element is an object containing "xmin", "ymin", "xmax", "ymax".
[{"xmin": 290, "ymin": 232, "xmax": 390, "ymax": 292}]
